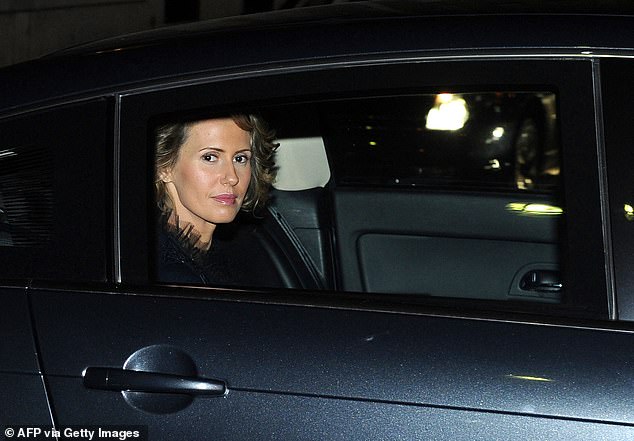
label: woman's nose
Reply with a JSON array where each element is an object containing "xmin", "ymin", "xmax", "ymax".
[{"xmin": 221, "ymin": 163, "xmax": 239, "ymax": 186}]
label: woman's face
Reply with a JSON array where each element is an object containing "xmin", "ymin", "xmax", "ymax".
[{"xmin": 161, "ymin": 118, "xmax": 252, "ymax": 237}]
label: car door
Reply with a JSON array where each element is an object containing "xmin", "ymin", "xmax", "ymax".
[
  {"xmin": 0, "ymin": 287, "xmax": 50, "ymax": 425},
  {"xmin": 29, "ymin": 59, "xmax": 634, "ymax": 440},
  {"xmin": 0, "ymin": 111, "xmax": 50, "ymax": 425},
  {"xmin": 0, "ymin": 100, "xmax": 111, "ymax": 426}
]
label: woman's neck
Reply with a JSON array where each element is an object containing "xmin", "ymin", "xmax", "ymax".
[{"xmin": 168, "ymin": 211, "xmax": 214, "ymax": 251}]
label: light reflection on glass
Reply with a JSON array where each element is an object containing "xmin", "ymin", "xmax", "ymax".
[
  {"xmin": 0, "ymin": 150, "xmax": 17, "ymax": 159},
  {"xmin": 506, "ymin": 374, "xmax": 554, "ymax": 383},
  {"xmin": 425, "ymin": 94, "xmax": 469, "ymax": 131},
  {"xmin": 506, "ymin": 202, "xmax": 563, "ymax": 216},
  {"xmin": 624, "ymin": 203, "xmax": 634, "ymax": 221},
  {"xmin": 484, "ymin": 159, "xmax": 501, "ymax": 170},
  {"xmin": 492, "ymin": 126, "xmax": 505, "ymax": 139}
]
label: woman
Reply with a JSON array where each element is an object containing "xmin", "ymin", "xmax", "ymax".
[{"xmin": 155, "ymin": 114, "xmax": 278, "ymax": 284}]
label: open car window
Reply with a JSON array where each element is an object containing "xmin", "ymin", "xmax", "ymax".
[{"xmin": 148, "ymin": 90, "xmax": 565, "ymax": 305}]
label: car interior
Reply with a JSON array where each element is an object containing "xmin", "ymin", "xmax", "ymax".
[{"xmin": 152, "ymin": 90, "xmax": 564, "ymax": 305}]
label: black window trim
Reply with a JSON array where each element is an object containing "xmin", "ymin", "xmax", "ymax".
[{"xmin": 591, "ymin": 59, "xmax": 616, "ymax": 320}]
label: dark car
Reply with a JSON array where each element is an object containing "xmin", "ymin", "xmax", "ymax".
[{"xmin": 2, "ymin": 1, "xmax": 634, "ymax": 439}]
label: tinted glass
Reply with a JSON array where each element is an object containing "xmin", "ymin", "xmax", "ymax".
[
  {"xmin": 0, "ymin": 99, "xmax": 110, "ymax": 282},
  {"xmin": 0, "ymin": 144, "xmax": 53, "ymax": 247}
]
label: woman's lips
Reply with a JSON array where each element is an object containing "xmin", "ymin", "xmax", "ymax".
[{"xmin": 212, "ymin": 194, "xmax": 237, "ymax": 205}]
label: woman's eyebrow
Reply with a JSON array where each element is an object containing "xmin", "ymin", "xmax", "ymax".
[{"xmin": 198, "ymin": 147, "xmax": 251, "ymax": 153}]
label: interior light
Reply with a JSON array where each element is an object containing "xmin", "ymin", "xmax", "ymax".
[
  {"xmin": 425, "ymin": 94, "xmax": 469, "ymax": 131},
  {"xmin": 369, "ymin": 141, "xmax": 377, "ymax": 146},
  {"xmin": 492, "ymin": 127, "xmax": 505, "ymax": 139},
  {"xmin": 624, "ymin": 204, "xmax": 634, "ymax": 221}
]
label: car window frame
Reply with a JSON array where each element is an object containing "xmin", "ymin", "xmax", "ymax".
[{"xmin": 117, "ymin": 57, "xmax": 610, "ymax": 320}]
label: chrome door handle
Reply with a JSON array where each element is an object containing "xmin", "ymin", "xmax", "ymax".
[{"xmin": 82, "ymin": 367, "xmax": 226, "ymax": 396}]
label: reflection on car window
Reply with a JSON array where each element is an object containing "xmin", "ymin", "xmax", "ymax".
[
  {"xmin": 325, "ymin": 92, "xmax": 559, "ymax": 192},
  {"xmin": 0, "ymin": 145, "xmax": 53, "ymax": 247}
]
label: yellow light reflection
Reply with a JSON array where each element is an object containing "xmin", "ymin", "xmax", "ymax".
[
  {"xmin": 426, "ymin": 94, "xmax": 469, "ymax": 131},
  {"xmin": 484, "ymin": 159, "xmax": 501, "ymax": 170},
  {"xmin": 506, "ymin": 374, "xmax": 554, "ymax": 383},
  {"xmin": 492, "ymin": 127, "xmax": 505, "ymax": 139},
  {"xmin": 625, "ymin": 204, "xmax": 634, "ymax": 221},
  {"xmin": 437, "ymin": 93, "xmax": 455, "ymax": 104},
  {"xmin": 505, "ymin": 202, "xmax": 563, "ymax": 217}
]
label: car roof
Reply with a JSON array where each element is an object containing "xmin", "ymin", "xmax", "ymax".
[
  {"xmin": 2, "ymin": 0, "xmax": 634, "ymax": 115},
  {"xmin": 46, "ymin": 0, "xmax": 634, "ymax": 58}
]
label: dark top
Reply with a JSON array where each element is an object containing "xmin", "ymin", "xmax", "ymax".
[
  {"xmin": 155, "ymin": 212, "xmax": 289, "ymax": 288},
  {"xmin": 156, "ymin": 220, "xmax": 239, "ymax": 285}
]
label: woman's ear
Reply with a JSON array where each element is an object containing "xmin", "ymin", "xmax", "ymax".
[{"xmin": 158, "ymin": 168, "xmax": 172, "ymax": 183}]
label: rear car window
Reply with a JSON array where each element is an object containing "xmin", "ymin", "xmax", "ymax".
[{"xmin": 149, "ymin": 90, "xmax": 565, "ymax": 305}]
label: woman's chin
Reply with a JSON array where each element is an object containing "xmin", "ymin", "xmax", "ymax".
[{"xmin": 205, "ymin": 208, "xmax": 241, "ymax": 225}]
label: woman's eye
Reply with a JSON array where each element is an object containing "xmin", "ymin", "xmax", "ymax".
[
  {"xmin": 202, "ymin": 154, "xmax": 217, "ymax": 162},
  {"xmin": 234, "ymin": 154, "xmax": 251, "ymax": 165}
]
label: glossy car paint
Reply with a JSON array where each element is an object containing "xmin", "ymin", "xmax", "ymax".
[
  {"xmin": 30, "ymin": 287, "xmax": 634, "ymax": 439},
  {"xmin": 2, "ymin": 1, "xmax": 634, "ymax": 439}
]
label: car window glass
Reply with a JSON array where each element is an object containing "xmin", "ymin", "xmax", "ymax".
[
  {"xmin": 0, "ymin": 144, "xmax": 53, "ymax": 247},
  {"xmin": 0, "ymin": 100, "xmax": 109, "ymax": 283}
]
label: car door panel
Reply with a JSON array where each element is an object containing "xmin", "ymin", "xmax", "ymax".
[
  {"xmin": 334, "ymin": 190, "xmax": 560, "ymax": 300},
  {"xmin": 358, "ymin": 234, "xmax": 558, "ymax": 299},
  {"xmin": 0, "ymin": 374, "xmax": 52, "ymax": 425},
  {"xmin": 32, "ymin": 288, "xmax": 634, "ymax": 437},
  {"xmin": 0, "ymin": 288, "xmax": 52, "ymax": 425},
  {"xmin": 43, "ymin": 377, "xmax": 634, "ymax": 440}
]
